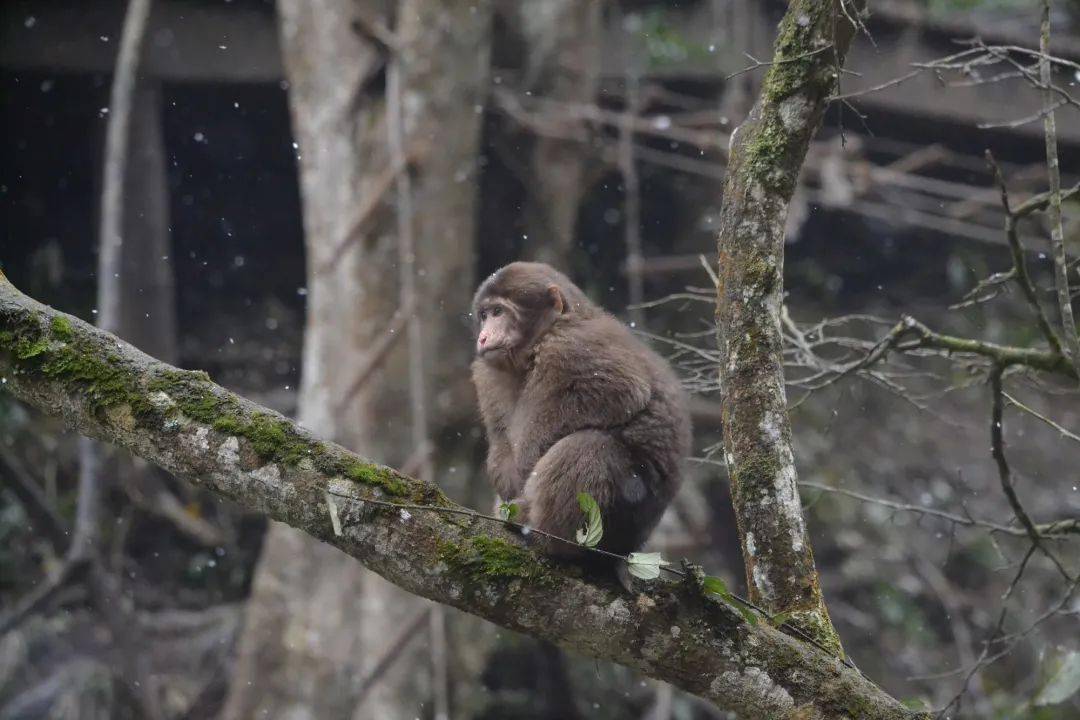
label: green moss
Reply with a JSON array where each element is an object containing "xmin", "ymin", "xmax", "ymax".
[
  {"xmin": 3, "ymin": 307, "xmax": 416, "ymax": 501},
  {"xmin": 15, "ymin": 336, "xmax": 49, "ymax": 360},
  {"xmin": 149, "ymin": 372, "xmax": 317, "ymax": 467},
  {"xmin": 764, "ymin": 2, "xmax": 826, "ymax": 102},
  {"xmin": 788, "ymin": 608, "xmax": 843, "ymax": 659},
  {"xmin": 211, "ymin": 415, "xmax": 243, "ymax": 435},
  {"xmin": 731, "ymin": 452, "xmax": 781, "ymax": 504},
  {"xmin": 743, "ymin": 253, "xmax": 776, "ymax": 294},
  {"xmin": 144, "ymin": 369, "xmax": 417, "ymax": 496},
  {"xmin": 439, "ymin": 535, "xmax": 547, "ymax": 584},
  {"xmin": 345, "ymin": 462, "xmax": 410, "ymax": 497},
  {"xmin": 44, "ymin": 349, "xmax": 153, "ymax": 416},
  {"xmin": 742, "ymin": 0, "xmax": 836, "ymax": 196},
  {"xmin": 50, "ymin": 316, "xmax": 73, "ymax": 341},
  {"xmin": 246, "ymin": 413, "xmax": 310, "ymax": 465},
  {"xmin": 3, "ymin": 317, "xmax": 150, "ymax": 416}
]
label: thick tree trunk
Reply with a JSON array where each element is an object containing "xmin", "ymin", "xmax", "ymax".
[
  {"xmin": 113, "ymin": 79, "xmax": 177, "ymax": 364},
  {"xmin": 82, "ymin": 2, "xmax": 169, "ymax": 715},
  {"xmin": 517, "ymin": 0, "xmax": 602, "ymax": 269},
  {"xmin": 222, "ymin": 1, "xmax": 492, "ymax": 718},
  {"xmin": 714, "ymin": 0, "xmax": 866, "ymax": 656}
]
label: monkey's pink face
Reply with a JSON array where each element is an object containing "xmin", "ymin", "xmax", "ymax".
[{"xmin": 475, "ymin": 299, "xmax": 524, "ymax": 365}]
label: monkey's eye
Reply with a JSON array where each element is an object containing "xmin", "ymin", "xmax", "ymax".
[
  {"xmin": 490, "ymin": 306, "xmax": 503, "ymax": 318},
  {"xmin": 478, "ymin": 310, "xmax": 487, "ymax": 322}
]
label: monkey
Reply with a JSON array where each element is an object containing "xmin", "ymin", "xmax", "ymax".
[{"xmin": 471, "ymin": 262, "xmax": 691, "ymax": 565}]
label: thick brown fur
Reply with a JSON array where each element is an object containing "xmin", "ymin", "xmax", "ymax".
[{"xmin": 471, "ymin": 262, "xmax": 692, "ymax": 558}]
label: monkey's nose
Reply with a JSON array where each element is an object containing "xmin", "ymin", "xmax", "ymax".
[{"xmin": 478, "ymin": 334, "xmax": 487, "ymax": 346}]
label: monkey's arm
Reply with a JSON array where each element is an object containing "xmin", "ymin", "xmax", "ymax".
[
  {"xmin": 472, "ymin": 361, "xmax": 524, "ymax": 500},
  {"xmin": 485, "ymin": 432, "xmax": 523, "ymax": 501}
]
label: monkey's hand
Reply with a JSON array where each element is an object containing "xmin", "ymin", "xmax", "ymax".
[{"xmin": 493, "ymin": 495, "xmax": 531, "ymax": 525}]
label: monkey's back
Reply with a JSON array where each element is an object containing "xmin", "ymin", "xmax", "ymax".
[{"xmin": 529, "ymin": 313, "xmax": 692, "ymax": 513}]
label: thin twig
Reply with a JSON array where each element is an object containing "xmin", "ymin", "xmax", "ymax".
[
  {"xmin": 980, "ymin": 98, "xmax": 1068, "ymax": 130},
  {"xmin": 0, "ymin": 557, "xmax": 90, "ymax": 636},
  {"xmin": 0, "ymin": 448, "xmax": 69, "ymax": 550},
  {"xmin": 725, "ymin": 46, "xmax": 833, "ymax": 81},
  {"xmin": 799, "ymin": 480, "xmax": 1079, "ymax": 539},
  {"xmin": 990, "ymin": 366, "xmax": 1073, "ymax": 582},
  {"xmin": 1003, "ymin": 391, "xmax": 1080, "ymax": 445},
  {"xmin": 985, "ymin": 150, "xmax": 1063, "ymax": 355},
  {"xmin": 830, "ymin": 69, "xmax": 921, "ymax": 101}
]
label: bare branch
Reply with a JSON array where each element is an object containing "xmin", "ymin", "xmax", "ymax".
[
  {"xmin": 1003, "ymin": 390, "xmax": 1080, "ymax": 445},
  {"xmin": 985, "ymin": 150, "xmax": 1063, "ymax": 355},
  {"xmin": 799, "ymin": 480, "xmax": 1079, "ymax": 539},
  {"xmin": 830, "ymin": 69, "xmax": 921, "ymax": 101},
  {"xmin": 0, "ymin": 447, "xmax": 69, "ymax": 550},
  {"xmin": 990, "ymin": 366, "xmax": 1073, "ymax": 582},
  {"xmin": 725, "ymin": 46, "xmax": 834, "ymax": 81}
]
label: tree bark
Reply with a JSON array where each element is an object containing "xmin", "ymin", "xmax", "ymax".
[
  {"xmin": 114, "ymin": 79, "xmax": 178, "ymax": 364},
  {"xmin": 0, "ymin": 274, "xmax": 925, "ymax": 719},
  {"xmin": 517, "ymin": 0, "xmax": 603, "ymax": 269},
  {"xmin": 715, "ymin": 0, "xmax": 866, "ymax": 656},
  {"xmin": 222, "ymin": 1, "xmax": 492, "ymax": 717}
]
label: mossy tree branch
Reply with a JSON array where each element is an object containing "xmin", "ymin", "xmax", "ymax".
[
  {"xmin": 714, "ymin": 0, "xmax": 867, "ymax": 656},
  {"xmin": 0, "ymin": 277, "xmax": 924, "ymax": 718}
]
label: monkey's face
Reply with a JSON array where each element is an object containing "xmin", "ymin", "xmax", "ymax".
[
  {"xmin": 475, "ymin": 299, "xmax": 524, "ymax": 368},
  {"xmin": 472, "ymin": 269, "xmax": 568, "ymax": 371}
]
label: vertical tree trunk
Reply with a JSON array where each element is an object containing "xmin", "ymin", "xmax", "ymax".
[
  {"xmin": 221, "ymin": 1, "xmax": 492, "ymax": 718},
  {"xmin": 518, "ymin": 0, "xmax": 602, "ymax": 270},
  {"xmin": 84, "ymin": 2, "xmax": 168, "ymax": 716},
  {"xmin": 714, "ymin": 0, "xmax": 865, "ymax": 657},
  {"xmin": 115, "ymin": 79, "xmax": 178, "ymax": 364}
]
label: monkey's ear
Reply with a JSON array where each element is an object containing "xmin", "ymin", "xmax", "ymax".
[{"xmin": 547, "ymin": 285, "xmax": 567, "ymax": 314}]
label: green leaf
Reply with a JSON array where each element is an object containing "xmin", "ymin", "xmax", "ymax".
[
  {"xmin": 1035, "ymin": 651, "xmax": 1080, "ymax": 706},
  {"xmin": 769, "ymin": 611, "xmax": 793, "ymax": 628},
  {"xmin": 626, "ymin": 552, "xmax": 669, "ymax": 580},
  {"xmin": 499, "ymin": 502, "xmax": 519, "ymax": 522},
  {"xmin": 702, "ymin": 576, "xmax": 730, "ymax": 598},
  {"xmin": 575, "ymin": 492, "xmax": 603, "ymax": 547}
]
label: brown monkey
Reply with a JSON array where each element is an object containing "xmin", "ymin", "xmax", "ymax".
[{"xmin": 471, "ymin": 262, "xmax": 691, "ymax": 560}]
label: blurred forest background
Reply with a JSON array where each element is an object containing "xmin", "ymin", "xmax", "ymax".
[{"xmin": 1, "ymin": 0, "xmax": 1079, "ymax": 718}]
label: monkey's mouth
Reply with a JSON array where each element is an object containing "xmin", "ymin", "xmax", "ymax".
[{"xmin": 478, "ymin": 346, "xmax": 514, "ymax": 366}]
